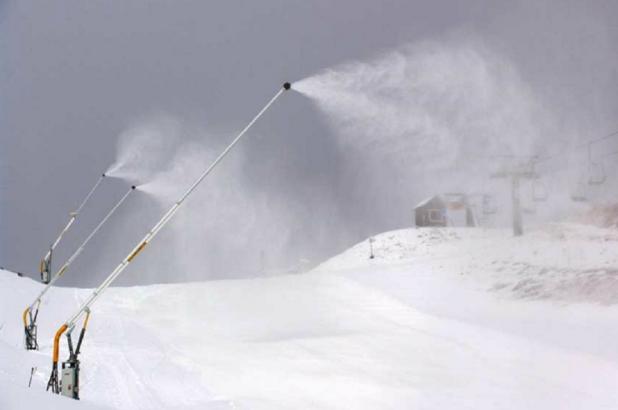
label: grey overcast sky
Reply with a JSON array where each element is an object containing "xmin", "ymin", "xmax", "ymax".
[{"xmin": 1, "ymin": 0, "xmax": 617, "ymax": 286}]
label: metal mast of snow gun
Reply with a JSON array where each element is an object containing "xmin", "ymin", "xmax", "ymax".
[
  {"xmin": 46, "ymin": 82, "xmax": 292, "ymax": 399},
  {"xmin": 24, "ymin": 186, "xmax": 135, "ymax": 351},
  {"xmin": 40, "ymin": 174, "xmax": 107, "ymax": 284}
]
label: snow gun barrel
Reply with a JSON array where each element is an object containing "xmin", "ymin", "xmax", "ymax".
[
  {"xmin": 40, "ymin": 173, "xmax": 107, "ymax": 284},
  {"xmin": 47, "ymin": 83, "xmax": 291, "ymax": 397},
  {"xmin": 23, "ymin": 185, "xmax": 135, "ymax": 351}
]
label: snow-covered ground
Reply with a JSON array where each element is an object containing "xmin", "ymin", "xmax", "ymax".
[{"xmin": 1, "ymin": 223, "xmax": 618, "ymax": 409}]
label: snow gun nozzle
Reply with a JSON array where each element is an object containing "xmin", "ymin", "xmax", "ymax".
[
  {"xmin": 131, "ymin": 185, "xmax": 136, "ymax": 190},
  {"xmin": 283, "ymin": 82, "xmax": 291, "ymax": 90},
  {"xmin": 102, "ymin": 173, "xmax": 106, "ymax": 177}
]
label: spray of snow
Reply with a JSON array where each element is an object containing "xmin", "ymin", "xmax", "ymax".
[
  {"xmin": 105, "ymin": 117, "xmax": 181, "ymax": 184},
  {"xmin": 93, "ymin": 35, "xmax": 610, "ymax": 285},
  {"xmin": 294, "ymin": 37, "xmax": 548, "ymax": 164},
  {"xmin": 293, "ymin": 35, "xmax": 581, "ymax": 225},
  {"xmin": 140, "ymin": 140, "xmax": 298, "ymax": 281},
  {"xmin": 94, "ymin": 120, "xmax": 342, "ymax": 285}
]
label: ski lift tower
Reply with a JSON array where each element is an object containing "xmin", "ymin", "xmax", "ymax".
[{"xmin": 491, "ymin": 160, "xmax": 538, "ymax": 236}]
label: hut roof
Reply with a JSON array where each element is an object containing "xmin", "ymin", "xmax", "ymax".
[{"xmin": 414, "ymin": 195, "xmax": 446, "ymax": 209}]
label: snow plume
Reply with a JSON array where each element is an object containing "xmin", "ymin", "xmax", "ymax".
[
  {"xmin": 139, "ymin": 142, "xmax": 295, "ymax": 282},
  {"xmin": 94, "ymin": 119, "xmax": 343, "ymax": 285},
  {"xmin": 294, "ymin": 36, "xmax": 548, "ymax": 165},
  {"xmin": 294, "ymin": 35, "xmax": 560, "ymax": 226},
  {"xmin": 105, "ymin": 116, "xmax": 181, "ymax": 184}
]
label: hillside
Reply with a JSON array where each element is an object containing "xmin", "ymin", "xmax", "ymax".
[{"xmin": 1, "ymin": 223, "xmax": 618, "ymax": 409}]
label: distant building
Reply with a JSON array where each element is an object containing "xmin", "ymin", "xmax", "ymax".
[
  {"xmin": 415, "ymin": 194, "xmax": 476, "ymax": 228},
  {"xmin": 415, "ymin": 195, "xmax": 447, "ymax": 227}
]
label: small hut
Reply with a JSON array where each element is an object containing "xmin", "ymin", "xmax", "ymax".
[
  {"xmin": 415, "ymin": 195, "xmax": 447, "ymax": 227},
  {"xmin": 415, "ymin": 194, "xmax": 477, "ymax": 227}
]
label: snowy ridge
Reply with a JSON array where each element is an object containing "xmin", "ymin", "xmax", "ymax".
[
  {"xmin": 2, "ymin": 223, "xmax": 618, "ymax": 409},
  {"xmin": 318, "ymin": 224, "xmax": 618, "ymax": 304}
]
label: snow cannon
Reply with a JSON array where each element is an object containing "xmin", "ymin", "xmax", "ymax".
[
  {"xmin": 23, "ymin": 306, "xmax": 38, "ymax": 350},
  {"xmin": 39, "ymin": 173, "xmax": 107, "ymax": 284},
  {"xmin": 24, "ymin": 185, "xmax": 135, "ymax": 351},
  {"xmin": 45, "ymin": 83, "xmax": 292, "ymax": 399},
  {"xmin": 47, "ymin": 309, "xmax": 90, "ymax": 399}
]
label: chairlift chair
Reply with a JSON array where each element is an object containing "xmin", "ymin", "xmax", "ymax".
[
  {"xmin": 482, "ymin": 194, "xmax": 498, "ymax": 215},
  {"xmin": 532, "ymin": 180, "xmax": 548, "ymax": 202},
  {"xmin": 571, "ymin": 179, "xmax": 588, "ymax": 202},
  {"xmin": 522, "ymin": 186, "xmax": 537, "ymax": 214},
  {"xmin": 588, "ymin": 162, "xmax": 606, "ymax": 185}
]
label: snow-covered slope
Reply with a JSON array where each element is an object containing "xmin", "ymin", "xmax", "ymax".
[
  {"xmin": 2, "ymin": 223, "xmax": 618, "ymax": 409},
  {"xmin": 318, "ymin": 224, "xmax": 618, "ymax": 360},
  {"xmin": 320, "ymin": 223, "xmax": 618, "ymax": 303}
]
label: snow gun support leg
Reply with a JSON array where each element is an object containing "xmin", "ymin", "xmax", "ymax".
[
  {"xmin": 47, "ymin": 309, "xmax": 90, "ymax": 399},
  {"xmin": 46, "ymin": 323, "xmax": 67, "ymax": 394},
  {"xmin": 23, "ymin": 302, "xmax": 41, "ymax": 350}
]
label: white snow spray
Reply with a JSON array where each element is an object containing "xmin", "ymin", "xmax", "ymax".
[
  {"xmin": 294, "ymin": 36, "xmax": 549, "ymax": 170},
  {"xmin": 293, "ymin": 35, "xmax": 572, "ymax": 226},
  {"xmin": 93, "ymin": 119, "xmax": 326, "ymax": 285},
  {"xmin": 105, "ymin": 116, "xmax": 181, "ymax": 184},
  {"xmin": 138, "ymin": 140, "xmax": 303, "ymax": 282},
  {"xmin": 89, "ymin": 35, "xmax": 599, "ymax": 286}
]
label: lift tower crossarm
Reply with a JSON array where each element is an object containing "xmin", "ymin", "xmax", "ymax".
[
  {"xmin": 40, "ymin": 174, "xmax": 107, "ymax": 283},
  {"xmin": 48, "ymin": 84, "xmax": 291, "ymax": 392}
]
